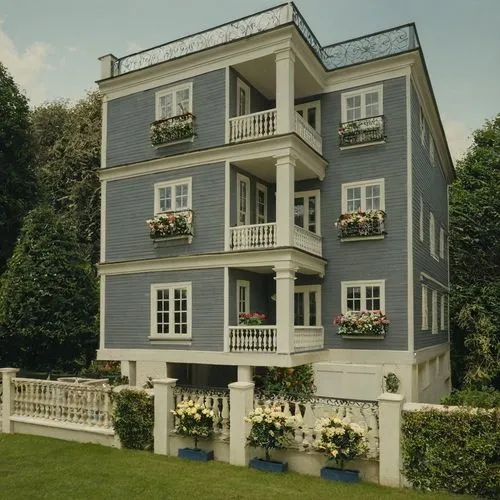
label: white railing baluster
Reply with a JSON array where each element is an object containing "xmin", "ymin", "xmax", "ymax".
[
  {"xmin": 294, "ymin": 112, "xmax": 323, "ymax": 154},
  {"xmin": 229, "ymin": 109, "xmax": 277, "ymax": 143},
  {"xmin": 293, "ymin": 326, "xmax": 324, "ymax": 352},
  {"xmin": 228, "ymin": 326, "xmax": 277, "ymax": 353},
  {"xmin": 293, "ymin": 225, "xmax": 322, "ymax": 257},
  {"xmin": 230, "ymin": 223, "xmax": 277, "ymax": 251}
]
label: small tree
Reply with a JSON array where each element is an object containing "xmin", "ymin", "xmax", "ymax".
[
  {"xmin": 171, "ymin": 400, "xmax": 215, "ymax": 449},
  {"xmin": 0, "ymin": 205, "xmax": 98, "ymax": 370}
]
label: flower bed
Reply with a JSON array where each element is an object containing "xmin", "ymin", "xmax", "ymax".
[
  {"xmin": 334, "ymin": 310, "xmax": 389, "ymax": 337},
  {"xmin": 150, "ymin": 113, "xmax": 195, "ymax": 147},
  {"xmin": 239, "ymin": 312, "xmax": 266, "ymax": 326},
  {"xmin": 146, "ymin": 210, "xmax": 193, "ymax": 240},
  {"xmin": 335, "ymin": 210, "xmax": 385, "ymax": 239}
]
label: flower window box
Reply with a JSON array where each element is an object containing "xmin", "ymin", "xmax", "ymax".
[
  {"xmin": 150, "ymin": 112, "xmax": 195, "ymax": 148},
  {"xmin": 335, "ymin": 210, "xmax": 385, "ymax": 241},
  {"xmin": 146, "ymin": 210, "xmax": 194, "ymax": 244},
  {"xmin": 338, "ymin": 116, "xmax": 385, "ymax": 148},
  {"xmin": 334, "ymin": 310, "xmax": 389, "ymax": 338}
]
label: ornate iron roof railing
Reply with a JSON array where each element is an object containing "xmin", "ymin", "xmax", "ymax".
[{"xmin": 111, "ymin": 2, "xmax": 420, "ymax": 77}]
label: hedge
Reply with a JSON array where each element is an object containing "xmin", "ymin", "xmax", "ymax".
[
  {"xmin": 402, "ymin": 407, "xmax": 500, "ymax": 498},
  {"xmin": 113, "ymin": 389, "xmax": 154, "ymax": 450},
  {"xmin": 441, "ymin": 387, "xmax": 500, "ymax": 409}
]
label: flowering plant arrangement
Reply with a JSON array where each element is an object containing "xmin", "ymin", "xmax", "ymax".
[
  {"xmin": 334, "ymin": 310, "xmax": 389, "ymax": 337},
  {"xmin": 335, "ymin": 210, "xmax": 385, "ymax": 238},
  {"xmin": 245, "ymin": 406, "xmax": 298, "ymax": 461},
  {"xmin": 337, "ymin": 120, "xmax": 360, "ymax": 137},
  {"xmin": 146, "ymin": 210, "xmax": 193, "ymax": 239},
  {"xmin": 171, "ymin": 400, "xmax": 215, "ymax": 449},
  {"xmin": 239, "ymin": 312, "xmax": 266, "ymax": 326},
  {"xmin": 150, "ymin": 112, "xmax": 195, "ymax": 146},
  {"xmin": 314, "ymin": 416, "xmax": 368, "ymax": 469}
]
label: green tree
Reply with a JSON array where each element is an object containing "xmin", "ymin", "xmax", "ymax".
[
  {"xmin": 32, "ymin": 91, "xmax": 101, "ymax": 263},
  {"xmin": 449, "ymin": 114, "xmax": 500, "ymax": 388},
  {"xmin": 0, "ymin": 62, "xmax": 37, "ymax": 271},
  {"xmin": 0, "ymin": 205, "xmax": 98, "ymax": 370}
]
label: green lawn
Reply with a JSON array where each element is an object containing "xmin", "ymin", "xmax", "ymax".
[{"xmin": 0, "ymin": 435, "xmax": 469, "ymax": 500}]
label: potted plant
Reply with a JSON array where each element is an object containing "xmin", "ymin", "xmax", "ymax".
[
  {"xmin": 334, "ymin": 310, "xmax": 389, "ymax": 338},
  {"xmin": 335, "ymin": 210, "xmax": 385, "ymax": 239},
  {"xmin": 171, "ymin": 400, "xmax": 216, "ymax": 461},
  {"xmin": 146, "ymin": 210, "xmax": 194, "ymax": 240},
  {"xmin": 239, "ymin": 312, "xmax": 266, "ymax": 325},
  {"xmin": 314, "ymin": 416, "xmax": 368, "ymax": 483},
  {"xmin": 245, "ymin": 406, "xmax": 297, "ymax": 473},
  {"xmin": 150, "ymin": 112, "xmax": 195, "ymax": 147}
]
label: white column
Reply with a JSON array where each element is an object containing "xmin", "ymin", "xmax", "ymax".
[
  {"xmin": 274, "ymin": 265, "xmax": 296, "ymax": 354},
  {"xmin": 153, "ymin": 378, "xmax": 177, "ymax": 455},
  {"xmin": 275, "ymin": 154, "xmax": 295, "ymax": 247},
  {"xmin": 125, "ymin": 361, "xmax": 137, "ymax": 386},
  {"xmin": 275, "ymin": 48, "xmax": 295, "ymax": 134},
  {"xmin": 378, "ymin": 392, "xmax": 405, "ymax": 487},
  {"xmin": 1, "ymin": 368, "xmax": 20, "ymax": 434},
  {"xmin": 98, "ymin": 54, "xmax": 118, "ymax": 79},
  {"xmin": 237, "ymin": 366, "xmax": 253, "ymax": 383},
  {"xmin": 228, "ymin": 381, "xmax": 254, "ymax": 466}
]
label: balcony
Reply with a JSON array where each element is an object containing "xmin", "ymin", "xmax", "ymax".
[
  {"xmin": 150, "ymin": 113, "xmax": 195, "ymax": 148},
  {"xmin": 338, "ymin": 116, "xmax": 385, "ymax": 148},
  {"xmin": 227, "ymin": 325, "xmax": 323, "ymax": 353},
  {"xmin": 229, "ymin": 223, "xmax": 322, "ymax": 257},
  {"xmin": 229, "ymin": 109, "xmax": 322, "ymax": 155}
]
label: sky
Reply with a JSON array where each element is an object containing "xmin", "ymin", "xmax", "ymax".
[{"xmin": 1, "ymin": 0, "xmax": 499, "ymax": 161}]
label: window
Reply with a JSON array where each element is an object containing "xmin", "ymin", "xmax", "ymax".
[
  {"xmin": 155, "ymin": 83, "xmax": 193, "ymax": 120},
  {"xmin": 429, "ymin": 212, "xmax": 437, "ymax": 259},
  {"xmin": 421, "ymin": 285, "xmax": 429, "ymax": 330},
  {"xmin": 154, "ymin": 178, "xmax": 192, "ymax": 214},
  {"xmin": 439, "ymin": 227, "xmax": 445, "ymax": 259},
  {"xmin": 294, "ymin": 285, "xmax": 321, "ymax": 326},
  {"xmin": 342, "ymin": 179, "xmax": 385, "ymax": 213},
  {"xmin": 432, "ymin": 290, "xmax": 438, "ymax": 334},
  {"xmin": 150, "ymin": 283, "xmax": 192, "ymax": 339},
  {"xmin": 295, "ymin": 100, "xmax": 321, "ymax": 132},
  {"xmin": 256, "ymin": 184, "xmax": 267, "ymax": 224},
  {"xmin": 342, "ymin": 85, "xmax": 383, "ymax": 122},
  {"xmin": 237, "ymin": 280, "xmax": 250, "ymax": 320},
  {"xmin": 430, "ymin": 137, "xmax": 436, "ymax": 165},
  {"xmin": 236, "ymin": 78, "xmax": 250, "ymax": 116},
  {"xmin": 419, "ymin": 195, "xmax": 424, "ymax": 242},
  {"xmin": 440, "ymin": 295, "xmax": 446, "ymax": 330},
  {"xmin": 236, "ymin": 174, "xmax": 250, "ymax": 226},
  {"xmin": 420, "ymin": 107, "xmax": 427, "ymax": 147},
  {"xmin": 294, "ymin": 191, "xmax": 320, "ymax": 234},
  {"xmin": 341, "ymin": 280, "xmax": 385, "ymax": 313}
]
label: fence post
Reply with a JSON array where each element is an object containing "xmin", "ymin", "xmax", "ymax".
[
  {"xmin": 228, "ymin": 381, "xmax": 254, "ymax": 466},
  {"xmin": 1, "ymin": 368, "xmax": 20, "ymax": 434},
  {"xmin": 378, "ymin": 392, "xmax": 405, "ymax": 487},
  {"xmin": 153, "ymin": 378, "xmax": 177, "ymax": 455}
]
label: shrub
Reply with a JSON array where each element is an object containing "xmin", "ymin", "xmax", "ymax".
[
  {"xmin": 171, "ymin": 400, "xmax": 215, "ymax": 449},
  {"xmin": 259, "ymin": 364, "xmax": 316, "ymax": 401},
  {"xmin": 313, "ymin": 416, "xmax": 368, "ymax": 470},
  {"xmin": 402, "ymin": 408, "xmax": 500, "ymax": 498},
  {"xmin": 442, "ymin": 387, "xmax": 500, "ymax": 409},
  {"xmin": 113, "ymin": 389, "xmax": 154, "ymax": 450},
  {"xmin": 245, "ymin": 406, "xmax": 298, "ymax": 461}
]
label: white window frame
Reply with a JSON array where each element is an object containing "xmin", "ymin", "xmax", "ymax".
[
  {"xmin": 150, "ymin": 282, "xmax": 192, "ymax": 340},
  {"xmin": 439, "ymin": 227, "xmax": 445, "ymax": 260},
  {"xmin": 294, "ymin": 190, "xmax": 321, "ymax": 235},
  {"xmin": 236, "ymin": 173, "xmax": 250, "ymax": 226},
  {"xmin": 236, "ymin": 78, "xmax": 250, "ymax": 117},
  {"xmin": 295, "ymin": 100, "xmax": 322, "ymax": 132},
  {"xmin": 154, "ymin": 177, "xmax": 192, "ymax": 215},
  {"xmin": 429, "ymin": 137, "xmax": 436, "ymax": 165},
  {"xmin": 419, "ymin": 195, "xmax": 424, "ymax": 242},
  {"xmin": 420, "ymin": 107, "xmax": 427, "ymax": 147},
  {"xmin": 155, "ymin": 83, "xmax": 193, "ymax": 121},
  {"xmin": 256, "ymin": 183, "xmax": 268, "ymax": 224},
  {"xmin": 236, "ymin": 280, "xmax": 250, "ymax": 321},
  {"xmin": 341, "ymin": 85, "xmax": 383, "ymax": 123},
  {"xmin": 440, "ymin": 295, "xmax": 446, "ymax": 331},
  {"xmin": 432, "ymin": 290, "xmax": 438, "ymax": 334},
  {"xmin": 429, "ymin": 212, "xmax": 438, "ymax": 260},
  {"xmin": 421, "ymin": 284, "xmax": 429, "ymax": 330},
  {"xmin": 341, "ymin": 178, "xmax": 385, "ymax": 213},
  {"xmin": 341, "ymin": 280, "xmax": 386, "ymax": 314},
  {"xmin": 294, "ymin": 285, "xmax": 322, "ymax": 327}
]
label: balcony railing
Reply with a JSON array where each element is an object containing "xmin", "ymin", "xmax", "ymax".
[
  {"xmin": 295, "ymin": 112, "xmax": 322, "ymax": 154},
  {"xmin": 230, "ymin": 223, "xmax": 277, "ymax": 251},
  {"xmin": 293, "ymin": 225, "xmax": 322, "ymax": 257},
  {"xmin": 229, "ymin": 109, "xmax": 277, "ymax": 143},
  {"xmin": 293, "ymin": 326, "xmax": 324, "ymax": 352},
  {"xmin": 228, "ymin": 326, "xmax": 277, "ymax": 353},
  {"xmin": 150, "ymin": 113, "xmax": 195, "ymax": 147},
  {"xmin": 111, "ymin": 3, "xmax": 419, "ymax": 76},
  {"xmin": 338, "ymin": 116, "xmax": 385, "ymax": 148}
]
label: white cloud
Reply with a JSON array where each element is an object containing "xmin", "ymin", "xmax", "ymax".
[
  {"xmin": 442, "ymin": 119, "xmax": 473, "ymax": 163},
  {"xmin": 0, "ymin": 22, "xmax": 51, "ymax": 105}
]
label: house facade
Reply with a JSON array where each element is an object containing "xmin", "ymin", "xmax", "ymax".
[{"xmin": 97, "ymin": 3, "xmax": 454, "ymax": 403}]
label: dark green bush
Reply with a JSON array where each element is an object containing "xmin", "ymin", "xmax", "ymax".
[
  {"xmin": 442, "ymin": 387, "xmax": 500, "ymax": 409},
  {"xmin": 402, "ymin": 408, "xmax": 500, "ymax": 498},
  {"xmin": 257, "ymin": 364, "xmax": 316, "ymax": 401},
  {"xmin": 113, "ymin": 389, "xmax": 154, "ymax": 450}
]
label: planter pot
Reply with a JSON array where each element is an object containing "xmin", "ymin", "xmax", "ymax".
[
  {"xmin": 249, "ymin": 458, "xmax": 288, "ymax": 473},
  {"xmin": 320, "ymin": 466, "xmax": 360, "ymax": 483},
  {"xmin": 178, "ymin": 448, "xmax": 214, "ymax": 462}
]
